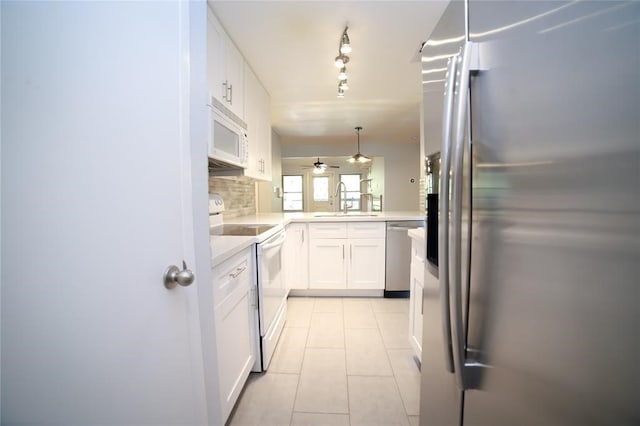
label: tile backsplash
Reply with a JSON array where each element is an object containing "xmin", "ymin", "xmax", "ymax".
[{"xmin": 209, "ymin": 176, "xmax": 256, "ymax": 219}]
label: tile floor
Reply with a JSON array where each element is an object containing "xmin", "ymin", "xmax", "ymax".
[{"xmin": 228, "ymin": 296, "xmax": 421, "ymax": 426}]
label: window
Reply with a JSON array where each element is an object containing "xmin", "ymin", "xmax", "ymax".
[
  {"xmin": 312, "ymin": 176, "xmax": 329, "ymax": 202},
  {"xmin": 339, "ymin": 174, "xmax": 361, "ymax": 211},
  {"xmin": 282, "ymin": 175, "xmax": 303, "ymax": 211}
]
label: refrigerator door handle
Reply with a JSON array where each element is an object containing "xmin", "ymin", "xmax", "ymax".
[
  {"xmin": 451, "ymin": 40, "xmax": 484, "ymax": 391},
  {"xmin": 438, "ymin": 55, "xmax": 458, "ymax": 374}
]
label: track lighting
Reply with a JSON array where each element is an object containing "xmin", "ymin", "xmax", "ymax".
[{"xmin": 334, "ymin": 26, "xmax": 352, "ymax": 96}]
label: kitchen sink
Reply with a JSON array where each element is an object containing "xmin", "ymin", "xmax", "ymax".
[{"xmin": 313, "ymin": 213, "xmax": 379, "ymax": 218}]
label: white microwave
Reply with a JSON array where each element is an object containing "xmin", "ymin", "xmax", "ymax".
[{"xmin": 208, "ymin": 97, "xmax": 248, "ymax": 168}]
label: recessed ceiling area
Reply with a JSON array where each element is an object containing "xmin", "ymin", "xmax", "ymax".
[{"xmin": 209, "ymin": 1, "xmax": 448, "ymax": 146}]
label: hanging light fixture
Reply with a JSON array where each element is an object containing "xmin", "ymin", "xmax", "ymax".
[
  {"xmin": 348, "ymin": 126, "xmax": 371, "ymax": 163},
  {"xmin": 334, "ymin": 26, "xmax": 352, "ymax": 97}
]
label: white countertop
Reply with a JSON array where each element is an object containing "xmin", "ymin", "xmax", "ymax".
[
  {"xmin": 408, "ymin": 227, "xmax": 426, "ymax": 241},
  {"xmin": 211, "ymin": 211, "xmax": 424, "ymax": 266},
  {"xmin": 210, "ymin": 235, "xmax": 256, "ymax": 266}
]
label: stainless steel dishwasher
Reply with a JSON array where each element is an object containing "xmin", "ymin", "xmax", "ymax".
[{"xmin": 385, "ymin": 220, "xmax": 425, "ymax": 297}]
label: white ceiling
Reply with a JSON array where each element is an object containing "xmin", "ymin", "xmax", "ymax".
[{"xmin": 209, "ymin": 0, "xmax": 448, "ymax": 147}]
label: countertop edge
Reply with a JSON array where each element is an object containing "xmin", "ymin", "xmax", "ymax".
[
  {"xmin": 210, "ymin": 235, "xmax": 256, "ymax": 266},
  {"xmin": 224, "ymin": 211, "xmax": 424, "ymax": 226},
  {"xmin": 211, "ymin": 211, "xmax": 425, "ymax": 265}
]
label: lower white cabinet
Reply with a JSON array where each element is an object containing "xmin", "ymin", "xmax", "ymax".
[
  {"xmin": 284, "ymin": 223, "xmax": 309, "ymax": 290},
  {"xmin": 349, "ymin": 238, "xmax": 386, "ymax": 289},
  {"xmin": 212, "ymin": 247, "xmax": 256, "ymax": 424},
  {"xmin": 308, "ymin": 222, "xmax": 385, "ymax": 290},
  {"xmin": 409, "ymin": 254, "xmax": 425, "ymax": 359},
  {"xmin": 308, "ymin": 238, "xmax": 347, "ymax": 288},
  {"xmin": 408, "ymin": 228, "xmax": 426, "ymax": 360}
]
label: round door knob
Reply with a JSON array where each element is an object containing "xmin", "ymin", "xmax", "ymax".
[{"xmin": 164, "ymin": 260, "xmax": 195, "ymax": 289}]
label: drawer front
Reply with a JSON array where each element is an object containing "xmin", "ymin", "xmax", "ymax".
[
  {"xmin": 308, "ymin": 222, "xmax": 347, "ymax": 239},
  {"xmin": 212, "ymin": 247, "xmax": 253, "ymax": 309},
  {"xmin": 347, "ymin": 222, "xmax": 385, "ymax": 239}
]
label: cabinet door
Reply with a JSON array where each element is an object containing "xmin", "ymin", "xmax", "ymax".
[
  {"xmin": 348, "ymin": 238, "xmax": 385, "ymax": 289},
  {"xmin": 243, "ymin": 66, "xmax": 271, "ymax": 180},
  {"xmin": 409, "ymin": 256, "xmax": 425, "ymax": 359},
  {"xmin": 256, "ymin": 80, "xmax": 272, "ymax": 180},
  {"xmin": 213, "ymin": 249, "xmax": 256, "ymax": 423},
  {"xmin": 243, "ymin": 66, "xmax": 261, "ymax": 179},
  {"xmin": 223, "ymin": 33, "xmax": 244, "ymax": 118},
  {"xmin": 206, "ymin": 7, "xmax": 244, "ymax": 118},
  {"xmin": 206, "ymin": 7, "xmax": 225, "ymax": 103},
  {"xmin": 308, "ymin": 238, "xmax": 347, "ymax": 289},
  {"xmin": 285, "ymin": 223, "xmax": 309, "ymax": 290}
]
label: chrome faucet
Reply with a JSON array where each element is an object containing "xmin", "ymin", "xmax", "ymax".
[{"xmin": 334, "ymin": 181, "xmax": 349, "ymax": 214}]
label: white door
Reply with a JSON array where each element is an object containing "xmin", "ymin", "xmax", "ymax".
[
  {"xmin": 309, "ymin": 173, "xmax": 334, "ymax": 212},
  {"xmin": 1, "ymin": 2, "xmax": 216, "ymax": 424}
]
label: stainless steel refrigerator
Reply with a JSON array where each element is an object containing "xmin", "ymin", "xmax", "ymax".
[{"xmin": 420, "ymin": 1, "xmax": 640, "ymax": 425}]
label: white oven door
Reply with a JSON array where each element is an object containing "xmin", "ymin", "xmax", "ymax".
[{"xmin": 256, "ymin": 230, "xmax": 287, "ymax": 337}]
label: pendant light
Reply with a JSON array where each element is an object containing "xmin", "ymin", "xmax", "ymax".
[{"xmin": 348, "ymin": 126, "xmax": 371, "ymax": 163}]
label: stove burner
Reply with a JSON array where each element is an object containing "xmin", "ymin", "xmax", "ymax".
[{"xmin": 210, "ymin": 224, "xmax": 276, "ymax": 237}]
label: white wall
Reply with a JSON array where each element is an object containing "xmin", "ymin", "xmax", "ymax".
[
  {"xmin": 282, "ymin": 142, "xmax": 421, "ymax": 211},
  {"xmin": 368, "ymin": 155, "xmax": 385, "ymax": 209}
]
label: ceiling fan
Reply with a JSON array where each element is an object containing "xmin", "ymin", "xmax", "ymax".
[{"xmin": 302, "ymin": 157, "xmax": 340, "ymax": 173}]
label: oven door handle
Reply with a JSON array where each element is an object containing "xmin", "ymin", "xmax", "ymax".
[{"xmin": 260, "ymin": 231, "xmax": 287, "ymax": 251}]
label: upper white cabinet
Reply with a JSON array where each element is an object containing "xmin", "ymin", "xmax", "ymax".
[
  {"xmin": 207, "ymin": 7, "xmax": 273, "ymax": 179},
  {"xmin": 244, "ymin": 66, "xmax": 272, "ymax": 181},
  {"xmin": 308, "ymin": 222, "xmax": 385, "ymax": 290},
  {"xmin": 207, "ymin": 7, "xmax": 244, "ymax": 119}
]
